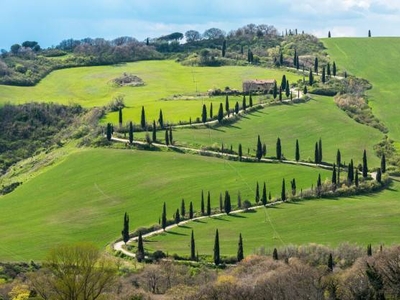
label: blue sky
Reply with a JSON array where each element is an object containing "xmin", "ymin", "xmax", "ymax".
[{"xmin": 1, "ymin": 0, "xmax": 400, "ymax": 50}]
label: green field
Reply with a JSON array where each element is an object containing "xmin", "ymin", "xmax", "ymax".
[
  {"xmin": 323, "ymin": 37, "xmax": 400, "ymax": 142},
  {"xmin": 0, "ymin": 148, "xmax": 329, "ymax": 261},
  {"xmin": 145, "ymin": 179, "xmax": 400, "ymax": 257},
  {"xmin": 0, "ymin": 60, "xmax": 301, "ymax": 124}
]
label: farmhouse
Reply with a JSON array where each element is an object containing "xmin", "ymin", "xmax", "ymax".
[{"xmin": 243, "ymin": 79, "xmax": 276, "ymax": 93}]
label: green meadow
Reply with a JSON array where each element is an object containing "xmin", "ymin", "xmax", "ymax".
[{"xmin": 0, "ymin": 148, "xmax": 329, "ymax": 261}]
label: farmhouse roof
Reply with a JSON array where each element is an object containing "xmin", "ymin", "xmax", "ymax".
[{"xmin": 243, "ymin": 79, "xmax": 276, "ymax": 84}]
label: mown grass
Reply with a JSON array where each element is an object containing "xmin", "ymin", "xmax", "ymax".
[
  {"xmin": 0, "ymin": 148, "xmax": 329, "ymax": 261},
  {"xmin": 145, "ymin": 179, "xmax": 400, "ymax": 258},
  {"xmin": 323, "ymin": 37, "xmax": 400, "ymax": 142},
  {"xmin": 0, "ymin": 60, "xmax": 301, "ymax": 124}
]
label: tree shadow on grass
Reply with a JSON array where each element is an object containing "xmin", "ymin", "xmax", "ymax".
[
  {"xmin": 166, "ymin": 231, "xmax": 188, "ymax": 236},
  {"xmin": 193, "ymin": 219, "xmax": 206, "ymax": 223},
  {"xmin": 177, "ymin": 224, "xmax": 192, "ymax": 229},
  {"xmin": 228, "ymin": 213, "xmax": 246, "ymax": 218},
  {"xmin": 212, "ymin": 216, "xmax": 230, "ymax": 222}
]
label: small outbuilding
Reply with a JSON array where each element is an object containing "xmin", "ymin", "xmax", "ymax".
[{"xmin": 243, "ymin": 79, "xmax": 276, "ymax": 94}]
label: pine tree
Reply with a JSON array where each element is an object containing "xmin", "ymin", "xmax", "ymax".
[
  {"xmin": 161, "ymin": 202, "xmax": 167, "ymax": 231},
  {"xmin": 256, "ymin": 135, "xmax": 263, "ymax": 161},
  {"xmin": 165, "ymin": 130, "xmax": 169, "ymax": 146},
  {"xmin": 201, "ymin": 190, "xmax": 205, "ymax": 215},
  {"xmin": 276, "ymin": 137, "xmax": 282, "ymax": 160},
  {"xmin": 262, "ymin": 182, "xmax": 267, "ymax": 205},
  {"xmin": 355, "ymin": 169, "xmax": 359, "ymax": 187},
  {"xmin": 309, "ymin": 69, "xmax": 314, "ymax": 85},
  {"xmin": 255, "ymin": 181, "xmax": 260, "ymax": 203},
  {"xmin": 222, "ymin": 39, "xmax": 226, "ymax": 57},
  {"xmin": 381, "ymin": 153, "xmax": 386, "ymax": 173},
  {"xmin": 175, "ymin": 208, "xmax": 180, "ymax": 224},
  {"xmin": 235, "ymin": 101, "xmax": 239, "ymax": 114},
  {"xmin": 207, "ymin": 191, "xmax": 211, "ymax": 216},
  {"xmin": 106, "ymin": 123, "xmax": 112, "ymax": 141},
  {"xmin": 224, "ymin": 191, "xmax": 231, "ymax": 215},
  {"xmin": 296, "ymin": 56, "xmax": 300, "ymax": 70},
  {"xmin": 317, "ymin": 174, "xmax": 322, "ymax": 196},
  {"xmin": 327, "ymin": 62, "xmax": 331, "ymax": 77},
  {"xmin": 295, "ymin": 139, "xmax": 300, "ymax": 162},
  {"xmin": 214, "ymin": 229, "xmax": 220, "ymax": 265},
  {"xmin": 181, "ymin": 199, "xmax": 186, "ymax": 218},
  {"xmin": 129, "ymin": 121, "xmax": 134, "ymax": 144},
  {"xmin": 315, "ymin": 142, "xmax": 320, "ymax": 164},
  {"xmin": 151, "ymin": 120, "xmax": 156, "ymax": 142},
  {"xmin": 190, "ymin": 230, "xmax": 196, "ymax": 261},
  {"xmin": 225, "ymin": 95, "xmax": 230, "ymax": 117},
  {"xmin": 121, "ymin": 212, "xmax": 130, "ymax": 244},
  {"xmin": 291, "ymin": 178, "xmax": 296, "ymax": 196},
  {"xmin": 332, "ymin": 163, "xmax": 337, "ymax": 188},
  {"xmin": 209, "ymin": 103, "xmax": 213, "ymax": 120},
  {"xmin": 336, "ymin": 149, "xmax": 341, "ymax": 185},
  {"xmin": 293, "ymin": 49, "xmax": 297, "ymax": 67},
  {"xmin": 189, "ymin": 202, "xmax": 194, "ymax": 219},
  {"xmin": 169, "ymin": 127, "xmax": 173, "ymax": 145},
  {"xmin": 238, "ymin": 143, "xmax": 243, "ymax": 161},
  {"xmin": 273, "ymin": 248, "xmax": 278, "ymax": 260},
  {"xmin": 281, "ymin": 75, "xmax": 287, "ymax": 90},
  {"xmin": 202, "ymin": 104, "xmax": 207, "ymax": 123},
  {"xmin": 318, "ymin": 138, "xmax": 323, "ymax": 163},
  {"xmin": 321, "ymin": 66, "xmax": 326, "ymax": 84},
  {"xmin": 333, "ymin": 61, "xmax": 337, "ymax": 77},
  {"xmin": 218, "ymin": 103, "xmax": 224, "ymax": 123},
  {"xmin": 285, "ymin": 80, "xmax": 290, "ymax": 98},
  {"xmin": 158, "ymin": 109, "xmax": 164, "ymax": 129},
  {"xmin": 136, "ymin": 231, "xmax": 145, "ymax": 262},
  {"xmin": 249, "ymin": 93, "xmax": 253, "ymax": 107},
  {"xmin": 237, "ymin": 233, "xmax": 244, "ymax": 262},
  {"xmin": 141, "ymin": 106, "xmax": 146, "ymax": 129},
  {"xmin": 347, "ymin": 159, "xmax": 354, "ymax": 184},
  {"xmin": 362, "ymin": 149, "xmax": 368, "ymax": 178},
  {"xmin": 242, "ymin": 95, "xmax": 247, "ymax": 111},
  {"xmin": 119, "ymin": 108, "xmax": 123, "ymax": 128},
  {"xmin": 273, "ymin": 82, "xmax": 278, "ymax": 99},
  {"xmin": 376, "ymin": 168, "xmax": 382, "ymax": 183},
  {"xmin": 281, "ymin": 178, "xmax": 286, "ymax": 201},
  {"xmin": 328, "ymin": 253, "xmax": 333, "ymax": 271},
  {"xmin": 314, "ymin": 57, "xmax": 319, "ymax": 74}
]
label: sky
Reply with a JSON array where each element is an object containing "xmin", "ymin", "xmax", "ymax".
[{"xmin": 1, "ymin": 0, "xmax": 400, "ymax": 50}]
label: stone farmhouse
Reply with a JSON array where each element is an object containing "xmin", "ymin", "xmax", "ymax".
[{"xmin": 242, "ymin": 79, "xmax": 276, "ymax": 93}]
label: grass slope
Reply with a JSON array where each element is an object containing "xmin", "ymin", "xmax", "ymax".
[
  {"xmin": 0, "ymin": 60, "xmax": 301, "ymax": 124},
  {"xmin": 0, "ymin": 148, "xmax": 328, "ymax": 261},
  {"xmin": 323, "ymin": 37, "xmax": 400, "ymax": 142},
  {"xmin": 146, "ymin": 179, "xmax": 400, "ymax": 257}
]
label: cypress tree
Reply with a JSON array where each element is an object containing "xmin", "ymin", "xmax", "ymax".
[
  {"xmin": 376, "ymin": 168, "xmax": 382, "ymax": 183},
  {"xmin": 327, "ymin": 62, "xmax": 331, "ymax": 77},
  {"xmin": 129, "ymin": 121, "xmax": 134, "ymax": 144},
  {"xmin": 337, "ymin": 149, "xmax": 341, "ymax": 185},
  {"xmin": 368, "ymin": 30, "xmax": 371, "ymax": 37},
  {"xmin": 169, "ymin": 127, "xmax": 173, "ymax": 145},
  {"xmin": 207, "ymin": 191, "xmax": 211, "ymax": 216},
  {"xmin": 328, "ymin": 31, "xmax": 331, "ymax": 38},
  {"xmin": 158, "ymin": 109, "xmax": 164, "ymax": 129},
  {"xmin": 273, "ymin": 82, "xmax": 278, "ymax": 99},
  {"xmin": 355, "ymin": 170, "xmax": 359, "ymax": 187},
  {"xmin": 367, "ymin": 244, "xmax": 372, "ymax": 256},
  {"xmin": 209, "ymin": 103, "xmax": 213, "ymax": 119},
  {"xmin": 319, "ymin": 138, "xmax": 323, "ymax": 163},
  {"xmin": 281, "ymin": 178, "xmax": 286, "ymax": 201},
  {"xmin": 189, "ymin": 201, "xmax": 194, "ymax": 219},
  {"xmin": 314, "ymin": 57, "xmax": 319, "ymax": 74},
  {"xmin": 106, "ymin": 123, "xmax": 112, "ymax": 141},
  {"xmin": 224, "ymin": 191, "xmax": 231, "ymax": 214},
  {"xmin": 219, "ymin": 193, "xmax": 223, "ymax": 212},
  {"xmin": 328, "ymin": 253, "xmax": 333, "ymax": 271},
  {"xmin": 136, "ymin": 232, "xmax": 145, "ymax": 262},
  {"xmin": 218, "ymin": 103, "xmax": 224, "ymax": 123},
  {"xmin": 190, "ymin": 230, "xmax": 196, "ymax": 261},
  {"xmin": 285, "ymin": 80, "xmax": 290, "ymax": 98},
  {"xmin": 151, "ymin": 120, "xmax": 156, "ymax": 142},
  {"xmin": 175, "ymin": 208, "xmax": 180, "ymax": 224},
  {"xmin": 303, "ymin": 85, "xmax": 308, "ymax": 94},
  {"xmin": 347, "ymin": 159, "xmax": 354, "ymax": 184},
  {"xmin": 237, "ymin": 233, "xmax": 244, "ymax": 262},
  {"xmin": 235, "ymin": 101, "xmax": 239, "ymax": 114},
  {"xmin": 262, "ymin": 182, "xmax": 267, "ymax": 205},
  {"xmin": 276, "ymin": 137, "xmax": 282, "ymax": 160},
  {"xmin": 296, "ymin": 56, "xmax": 300, "ymax": 70},
  {"xmin": 332, "ymin": 163, "xmax": 337, "ymax": 188},
  {"xmin": 363, "ymin": 149, "xmax": 368, "ymax": 178},
  {"xmin": 225, "ymin": 95, "xmax": 230, "ymax": 117},
  {"xmin": 381, "ymin": 153, "xmax": 386, "ymax": 173},
  {"xmin": 255, "ymin": 181, "xmax": 260, "ymax": 203},
  {"xmin": 315, "ymin": 142, "xmax": 319, "ymax": 164},
  {"xmin": 238, "ymin": 143, "xmax": 243, "ymax": 161},
  {"xmin": 141, "ymin": 106, "xmax": 146, "ymax": 129},
  {"xmin": 249, "ymin": 93, "xmax": 253, "ymax": 107},
  {"xmin": 309, "ymin": 69, "xmax": 314, "ymax": 85},
  {"xmin": 161, "ymin": 202, "xmax": 167, "ymax": 231},
  {"xmin": 118, "ymin": 108, "xmax": 123, "ymax": 128},
  {"xmin": 262, "ymin": 143, "xmax": 267, "ymax": 157},
  {"xmin": 181, "ymin": 199, "xmax": 186, "ymax": 218},
  {"xmin": 165, "ymin": 130, "xmax": 169, "ymax": 146},
  {"xmin": 201, "ymin": 104, "xmax": 207, "ymax": 123},
  {"xmin": 279, "ymin": 51, "xmax": 283, "ymax": 65},
  {"xmin": 273, "ymin": 248, "xmax": 278, "ymax": 260},
  {"xmin": 256, "ymin": 135, "xmax": 263, "ymax": 161},
  {"xmin": 321, "ymin": 66, "xmax": 326, "ymax": 84},
  {"xmin": 242, "ymin": 95, "xmax": 247, "ymax": 111},
  {"xmin": 121, "ymin": 212, "xmax": 130, "ymax": 244},
  {"xmin": 295, "ymin": 139, "xmax": 300, "ymax": 162},
  {"xmin": 279, "ymin": 87, "xmax": 282, "ymax": 102},
  {"xmin": 214, "ymin": 229, "xmax": 220, "ymax": 265},
  {"xmin": 291, "ymin": 178, "xmax": 296, "ymax": 196},
  {"xmin": 333, "ymin": 61, "xmax": 337, "ymax": 77},
  {"xmin": 222, "ymin": 39, "xmax": 226, "ymax": 57},
  {"xmin": 293, "ymin": 49, "xmax": 297, "ymax": 67},
  {"xmin": 201, "ymin": 190, "xmax": 205, "ymax": 215},
  {"xmin": 317, "ymin": 174, "xmax": 322, "ymax": 196},
  {"xmin": 281, "ymin": 75, "xmax": 287, "ymax": 90}
]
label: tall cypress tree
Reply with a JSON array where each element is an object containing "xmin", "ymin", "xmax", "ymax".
[
  {"xmin": 224, "ymin": 191, "xmax": 231, "ymax": 215},
  {"xmin": 121, "ymin": 212, "xmax": 129, "ymax": 244},
  {"xmin": 314, "ymin": 57, "xmax": 319, "ymax": 74},
  {"xmin": 161, "ymin": 202, "xmax": 167, "ymax": 231},
  {"xmin": 141, "ymin": 106, "xmax": 146, "ymax": 129},
  {"xmin": 272, "ymin": 248, "xmax": 278, "ymax": 260},
  {"xmin": 317, "ymin": 174, "xmax": 322, "ymax": 196},
  {"xmin": 273, "ymin": 82, "xmax": 278, "ymax": 99},
  {"xmin": 362, "ymin": 149, "xmax": 368, "ymax": 178},
  {"xmin": 347, "ymin": 159, "xmax": 354, "ymax": 184},
  {"xmin": 376, "ymin": 168, "xmax": 382, "ymax": 183},
  {"xmin": 169, "ymin": 127, "xmax": 173, "ymax": 145},
  {"xmin": 318, "ymin": 138, "xmax": 323, "ymax": 163},
  {"xmin": 322, "ymin": 66, "xmax": 326, "ymax": 84},
  {"xmin": 293, "ymin": 49, "xmax": 297, "ymax": 67},
  {"xmin": 242, "ymin": 95, "xmax": 247, "ymax": 111},
  {"xmin": 106, "ymin": 123, "xmax": 112, "ymax": 141},
  {"xmin": 151, "ymin": 120, "xmax": 156, "ymax": 142},
  {"xmin": 276, "ymin": 137, "xmax": 282, "ymax": 160},
  {"xmin": 202, "ymin": 104, "xmax": 207, "ymax": 123},
  {"xmin": 262, "ymin": 144, "xmax": 267, "ymax": 157},
  {"xmin": 309, "ymin": 69, "xmax": 314, "ymax": 85},
  {"xmin": 218, "ymin": 103, "xmax": 224, "ymax": 123},
  {"xmin": 175, "ymin": 208, "xmax": 180, "ymax": 224},
  {"xmin": 279, "ymin": 87, "xmax": 282, "ymax": 101},
  {"xmin": 262, "ymin": 182, "xmax": 267, "ymax": 205},
  {"xmin": 333, "ymin": 61, "xmax": 337, "ymax": 77},
  {"xmin": 296, "ymin": 56, "xmax": 300, "ymax": 70},
  {"xmin": 285, "ymin": 80, "xmax": 290, "ymax": 98},
  {"xmin": 190, "ymin": 230, "xmax": 196, "ymax": 261},
  {"xmin": 165, "ymin": 130, "xmax": 169, "ymax": 146},
  {"xmin": 129, "ymin": 121, "xmax": 134, "ymax": 144},
  {"xmin": 381, "ymin": 153, "xmax": 386, "ymax": 173},
  {"xmin": 336, "ymin": 149, "xmax": 341, "ymax": 185},
  {"xmin": 119, "ymin": 108, "xmax": 123, "ymax": 128},
  {"xmin": 328, "ymin": 253, "xmax": 333, "ymax": 271},
  {"xmin": 237, "ymin": 233, "xmax": 244, "ymax": 262},
  {"xmin": 315, "ymin": 142, "xmax": 320, "ymax": 164},
  {"xmin": 181, "ymin": 199, "xmax": 186, "ymax": 218},
  {"xmin": 189, "ymin": 202, "xmax": 194, "ymax": 219},
  {"xmin": 201, "ymin": 190, "xmax": 205, "ymax": 215},
  {"xmin": 222, "ymin": 39, "xmax": 226, "ymax": 57},
  {"xmin": 291, "ymin": 178, "xmax": 296, "ymax": 196},
  {"xmin": 327, "ymin": 62, "xmax": 331, "ymax": 76},
  {"xmin": 136, "ymin": 231, "xmax": 145, "ymax": 262},
  {"xmin": 237, "ymin": 191, "xmax": 242, "ymax": 208},
  {"xmin": 295, "ymin": 139, "xmax": 300, "ymax": 162},
  {"xmin": 225, "ymin": 95, "xmax": 230, "ymax": 117},
  {"xmin": 281, "ymin": 75, "xmax": 287, "ymax": 90},
  {"xmin": 281, "ymin": 178, "xmax": 286, "ymax": 201},
  {"xmin": 332, "ymin": 163, "xmax": 337, "ymax": 189},
  {"xmin": 207, "ymin": 191, "xmax": 211, "ymax": 216},
  {"xmin": 235, "ymin": 101, "xmax": 239, "ymax": 114},
  {"xmin": 214, "ymin": 229, "xmax": 220, "ymax": 265},
  {"xmin": 255, "ymin": 181, "xmax": 260, "ymax": 203},
  {"xmin": 158, "ymin": 109, "xmax": 164, "ymax": 129},
  {"xmin": 279, "ymin": 51, "xmax": 283, "ymax": 65},
  {"xmin": 355, "ymin": 170, "xmax": 359, "ymax": 187},
  {"xmin": 249, "ymin": 93, "xmax": 253, "ymax": 107},
  {"xmin": 238, "ymin": 143, "xmax": 243, "ymax": 161},
  {"xmin": 256, "ymin": 135, "xmax": 263, "ymax": 161},
  {"xmin": 328, "ymin": 31, "xmax": 331, "ymax": 38}
]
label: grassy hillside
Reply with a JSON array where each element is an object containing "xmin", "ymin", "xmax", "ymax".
[
  {"xmin": 323, "ymin": 37, "xmax": 400, "ymax": 142},
  {"xmin": 146, "ymin": 179, "xmax": 400, "ymax": 257},
  {"xmin": 0, "ymin": 148, "xmax": 328, "ymax": 261},
  {"xmin": 0, "ymin": 60, "xmax": 301, "ymax": 124}
]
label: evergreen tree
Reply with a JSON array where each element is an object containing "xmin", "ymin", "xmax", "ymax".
[
  {"xmin": 303, "ymin": 85, "xmax": 308, "ymax": 94},
  {"xmin": 321, "ymin": 66, "xmax": 326, "ymax": 84},
  {"xmin": 327, "ymin": 62, "xmax": 331, "ymax": 77},
  {"xmin": 224, "ymin": 191, "xmax": 231, "ymax": 214},
  {"xmin": 281, "ymin": 75, "xmax": 287, "ymax": 90},
  {"xmin": 293, "ymin": 49, "xmax": 297, "ymax": 67},
  {"xmin": 202, "ymin": 104, "xmax": 207, "ymax": 123},
  {"xmin": 355, "ymin": 169, "xmax": 359, "ymax": 187},
  {"xmin": 279, "ymin": 87, "xmax": 282, "ymax": 102},
  {"xmin": 281, "ymin": 178, "xmax": 286, "ymax": 201},
  {"xmin": 218, "ymin": 103, "xmax": 224, "ymax": 123},
  {"xmin": 118, "ymin": 108, "xmax": 123, "ymax": 128},
  {"xmin": 255, "ymin": 181, "xmax": 260, "ymax": 203},
  {"xmin": 336, "ymin": 149, "xmax": 341, "ymax": 185},
  {"xmin": 222, "ymin": 39, "xmax": 226, "ymax": 57},
  {"xmin": 347, "ymin": 159, "xmax": 354, "ymax": 184},
  {"xmin": 381, "ymin": 153, "xmax": 386, "ymax": 173},
  {"xmin": 190, "ymin": 230, "xmax": 196, "ymax": 261},
  {"xmin": 158, "ymin": 109, "xmax": 164, "ymax": 129},
  {"xmin": 249, "ymin": 93, "xmax": 253, "ymax": 107},
  {"xmin": 367, "ymin": 244, "xmax": 372, "ymax": 256},
  {"xmin": 129, "ymin": 121, "xmax": 134, "ymax": 144},
  {"xmin": 295, "ymin": 139, "xmax": 300, "ymax": 162},
  {"xmin": 121, "ymin": 212, "xmax": 130, "ymax": 244},
  {"xmin": 207, "ymin": 191, "xmax": 211, "ymax": 216},
  {"xmin": 161, "ymin": 202, "xmax": 167, "ymax": 231},
  {"xmin": 165, "ymin": 130, "xmax": 169, "ymax": 146},
  {"xmin": 279, "ymin": 51, "xmax": 283, "ymax": 65},
  {"xmin": 225, "ymin": 95, "xmax": 230, "ymax": 117},
  {"xmin": 262, "ymin": 143, "xmax": 267, "ymax": 157},
  {"xmin": 333, "ymin": 61, "xmax": 337, "ymax": 77},
  {"xmin": 363, "ymin": 149, "xmax": 368, "ymax": 178},
  {"xmin": 315, "ymin": 142, "xmax": 320, "ymax": 164},
  {"xmin": 141, "ymin": 106, "xmax": 146, "ymax": 129},
  {"xmin": 209, "ymin": 103, "xmax": 213, "ymax": 119},
  {"xmin": 291, "ymin": 178, "xmax": 296, "ymax": 197},
  {"xmin": 368, "ymin": 30, "xmax": 371, "ymax": 37},
  {"xmin": 262, "ymin": 182, "xmax": 267, "ymax": 205},
  {"xmin": 328, "ymin": 253, "xmax": 333, "ymax": 271},
  {"xmin": 332, "ymin": 163, "xmax": 337, "ymax": 188},
  {"xmin": 235, "ymin": 101, "xmax": 239, "ymax": 114},
  {"xmin": 296, "ymin": 56, "xmax": 300, "ymax": 70},
  {"xmin": 175, "ymin": 208, "xmax": 180, "ymax": 224},
  {"xmin": 214, "ymin": 229, "xmax": 220, "ymax": 265},
  {"xmin": 169, "ymin": 127, "xmax": 173, "ymax": 145},
  {"xmin": 309, "ymin": 69, "xmax": 314, "ymax": 85},
  {"xmin": 242, "ymin": 95, "xmax": 247, "ymax": 111},
  {"xmin": 237, "ymin": 233, "xmax": 244, "ymax": 262},
  {"xmin": 314, "ymin": 57, "xmax": 319, "ymax": 74},
  {"xmin": 328, "ymin": 31, "xmax": 331, "ymax": 38},
  {"xmin": 238, "ymin": 143, "xmax": 243, "ymax": 161},
  {"xmin": 201, "ymin": 190, "xmax": 205, "ymax": 215},
  {"xmin": 285, "ymin": 80, "xmax": 290, "ymax": 98},
  {"xmin": 136, "ymin": 232, "xmax": 145, "ymax": 262},
  {"xmin": 273, "ymin": 248, "xmax": 278, "ymax": 260},
  {"xmin": 376, "ymin": 168, "xmax": 382, "ymax": 183},
  {"xmin": 189, "ymin": 201, "xmax": 194, "ymax": 219},
  {"xmin": 319, "ymin": 138, "xmax": 323, "ymax": 163},
  {"xmin": 317, "ymin": 174, "xmax": 322, "ymax": 196},
  {"xmin": 256, "ymin": 135, "xmax": 263, "ymax": 161},
  {"xmin": 106, "ymin": 123, "xmax": 112, "ymax": 141},
  {"xmin": 273, "ymin": 81, "xmax": 278, "ymax": 99},
  {"xmin": 276, "ymin": 137, "xmax": 282, "ymax": 160},
  {"xmin": 181, "ymin": 199, "xmax": 186, "ymax": 218},
  {"xmin": 151, "ymin": 120, "xmax": 156, "ymax": 142}
]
